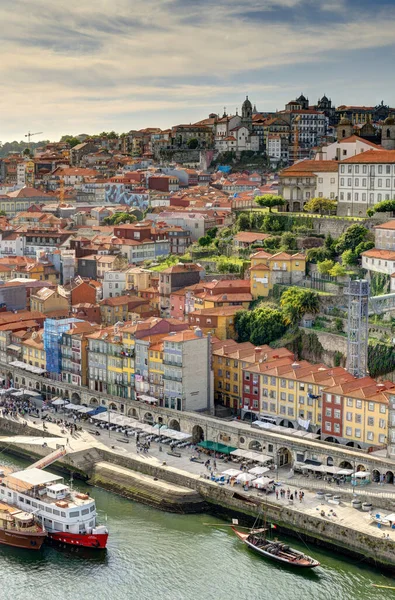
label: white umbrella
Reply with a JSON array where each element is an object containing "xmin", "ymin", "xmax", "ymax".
[
  {"xmin": 236, "ymin": 473, "xmax": 256, "ymax": 485},
  {"xmin": 253, "ymin": 476, "xmax": 275, "ymax": 489},
  {"xmin": 248, "ymin": 466, "xmax": 270, "ymax": 476},
  {"xmin": 222, "ymin": 469, "xmax": 242, "ymax": 477}
]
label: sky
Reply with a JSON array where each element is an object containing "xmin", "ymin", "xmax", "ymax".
[{"xmin": 2, "ymin": 0, "xmax": 395, "ymax": 143}]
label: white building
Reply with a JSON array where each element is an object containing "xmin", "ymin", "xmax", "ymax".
[
  {"xmin": 319, "ymin": 135, "xmax": 381, "ymax": 161},
  {"xmin": 102, "ymin": 270, "xmax": 127, "ymax": 299},
  {"xmin": 338, "ymin": 149, "xmax": 395, "ymax": 216},
  {"xmin": 362, "ymin": 248, "xmax": 395, "ymax": 276},
  {"xmin": 162, "ymin": 329, "xmax": 212, "ymax": 412},
  {"xmin": 279, "ymin": 160, "xmax": 338, "ymax": 212}
]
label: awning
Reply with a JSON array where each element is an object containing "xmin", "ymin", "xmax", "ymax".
[
  {"xmin": 137, "ymin": 394, "xmax": 158, "ymax": 404},
  {"xmin": 248, "ymin": 466, "xmax": 270, "ymax": 476},
  {"xmin": 222, "ymin": 469, "xmax": 242, "ymax": 477},
  {"xmin": 337, "ymin": 469, "xmax": 353, "ymax": 475},
  {"xmin": 7, "ymin": 344, "xmax": 22, "ymax": 352},
  {"xmin": 197, "ymin": 440, "xmax": 237, "ymax": 455},
  {"xmin": 230, "ymin": 449, "xmax": 272, "ymax": 463},
  {"xmin": 52, "ymin": 398, "xmax": 67, "ymax": 406},
  {"xmin": 236, "ymin": 472, "xmax": 256, "ymax": 484},
  {"xmin": 353, "ymin": 471, "xmax": 371, "ymax": 478},
  {"xmin": 9, "ymin": 361, "xmax": 46, "ymax": 375},
  {"xmin": 253, "ymin": 476, "xmax": 274, "ymax": 488}
]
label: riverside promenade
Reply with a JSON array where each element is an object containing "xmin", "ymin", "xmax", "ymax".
[{"xmin": 1, "ymin": 412, "xmax": 395, "ymax": 567}]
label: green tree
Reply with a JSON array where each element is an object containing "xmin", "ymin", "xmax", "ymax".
[
  {"xmin": 330, "ymin": 263, "xmax": 347, "ymax": 277},
  {"xmin": 355, "ymin": 240, "xmax": 375, "ymax": 256},
  {"xmin": 306, "ymin": 247, "xmax": 332, "ymax": 263},
  {"xmin": 187, "ymin": 138, "xmax": 199, "ymax": 149},
  {"xmin": 341, "ymin": 249, "xmax": 358, "ymax": 266},
  {"xmin": 0, "ymin": 210, "xmax": 6, "ymax": 217},
  {"xmin": 261, "ymin": 214, "xmax": 285, "ymax": 233},
  {"xmin": 198, "ymin": 235, "xmax": 211, "ymax": 247},
  {"xmin": 303, "ymin": 197, "xmax": 337, "ymax": 215},
  {"xmin": 333, "ymin": 317, "xmax": 344, "ymax": 333},
  {"xmin": 237, "ymin": 213, "xmax": 250, "ymax": 231},
  {"xmin": 317, "ymin": 259, "xmax": 335, "ymax": 275},
  {"xmin": 60, "ymin": 135, "xmax": 82, "ymax": 148},
  {"xmin": 280, "ymin": 287, "xmax": 320, "ymax": 326},
  {"xmin": 280, "ymin": 232, "xmax": 297, "ymax": 252},
  {"xmin": 255, "ymin": 194, "xmax": 286, "ymax": 213},
  {"xmin": 263, "ymin": 236, "xmax": 282, "ymax": 251},
  {"xmin": 206, "ymin": 227, "xmax": 218, "ymax": 240},
  {"xmin": 103, "ymin": 212, "xmax": 137, "ymax": 225},
  {"xmin": 324, "ymin": 233, "xmax": 337, "ymax": 257},
  {"xmin": 335, "ymin": 224, "xmax": 371, "ymax": 254},
  {"xmin": 234, "ymin": 307, "xmax": 286, "ymax": 345},
  {"xmin": 367, "ymin": 199, "xmax": 395, "ymax": 217}
]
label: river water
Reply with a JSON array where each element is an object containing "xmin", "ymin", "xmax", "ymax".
[{"xmin": 0, "ymin": 454, "xmax": 394, "ymax": 600}]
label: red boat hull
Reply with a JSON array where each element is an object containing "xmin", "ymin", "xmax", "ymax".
[{"xmin": 49, "ymin": 531, "xmax": 108, "ymax": 549}]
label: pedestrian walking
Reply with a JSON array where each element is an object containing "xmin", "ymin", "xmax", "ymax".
[{"xmin": 275, "ymin": 489, "xmax": 279, "ymax": 500}]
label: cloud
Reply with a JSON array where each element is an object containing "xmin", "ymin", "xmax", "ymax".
[{"xmin": 1, "ymin": 0, "xmax": 395, "ymax": 141}]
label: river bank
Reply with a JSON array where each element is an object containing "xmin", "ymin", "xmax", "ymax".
[{"xmin": 1, "ymin": 416, "xmax": 395, "ymax": 570}]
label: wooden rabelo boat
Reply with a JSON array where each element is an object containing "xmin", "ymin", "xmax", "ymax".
[
  {"xmin": 232, "ymin": 521, "xmax": 320, "ymax": 569},
  {"xmin": 0, "ymin": 502, "xmax": 47, "ymax": 550}
]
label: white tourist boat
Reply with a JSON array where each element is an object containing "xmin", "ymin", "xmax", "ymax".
[{"xmin": 0, "ymin": 466, "xmax": 108, "ymax": 549}]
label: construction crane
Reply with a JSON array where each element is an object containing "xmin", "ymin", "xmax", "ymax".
[{"xmin": 25, "ymin": 131, "xmax": 43, "ymax": 148}]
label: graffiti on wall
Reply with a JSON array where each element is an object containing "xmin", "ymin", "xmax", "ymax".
[{"xmin": 105, "ymin": 184, "xmax": 149, "ymax": 209}]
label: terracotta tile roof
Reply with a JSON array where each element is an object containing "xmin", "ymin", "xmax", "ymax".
[
  {"xmin": 338, "ymin": 135, "xmax": 381, "ymax": 148},
  {"xmin": 250, "ymin": 250, "xmax": 272, "ymax": 259},
  {"xmin": 163, "ymin": 330, "xmax": 206, "ymax": 342},
  {"xmin": 362, "ymin": 248, "xmax": 395, "ymax": 260},
  {"xmin": 341, "ymin": 149, "xmax": 395, "ymax": 163},
  {"xmin": 189, "ymin": 305, "xmax": 242, "ymax": 317},
  {"xmin": 374, "ymin": 220, "xmax": 395, "ymax": 230},
  {"xmin": 281, "ymin": 160, "xmax": 338, "ymax": 174},
  {"xmin": 234, "ymin": 232, "xmax": 270, "ymax": 243}
]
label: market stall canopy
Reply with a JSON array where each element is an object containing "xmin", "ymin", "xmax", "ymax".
[
  {"xmin": 248, "ymin": 466, "xmax": 270, "ymax": 476},
  {"xmin": 230, "ymin": 449, "xmax": 272, "ymax": 463},
  {"xmin": 353, "ymin": 471, "xmax": 371, "ymax": 478},
  {"xmin": 337, "ymin": 469, "xmax": 353, "ymax": 475},
  {"xmin": 222, "ymin": 469, "xmax": 242, "ymax": 477},
  {"xmin": 253, "ymin": 476, "xmax": 274, "ymax": 488},
  {"xmin": 198, "ymin": 441, "xmax": 237, "ymax": 455},
  {"xmin": 52, "ymin": 398, "xmax": 67, "ymax": 406},
  {"xmin": 236, "ymin": 473, "xmax": 256, "ymax": 484}
]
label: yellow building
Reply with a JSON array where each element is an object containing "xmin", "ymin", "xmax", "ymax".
[
  {"xmin": 249, "ymin": 250, "xmax": 306, "ymax": 299},
  {"xmin": 21, "ymin": 330, "xmax": 46, "ymax": 370},
  {"xmin": 125, "ymin": 267, "xmax": 153, "ymax": 292},
  {"xmin": 212, "ymin": 340, "xmax": 272, "ymax": 410},
  {"xmin": 148, "ymin": 340, "xmax": 164, "ymax": 402},
  {"xmin": 322, "ymin": 378, "xmax": 392, "ymax": 449},
  {"xmin": 30, "ymin": 287, "xmax": 69, "ymax": 314},
  {"xmin": 188, "ymin": 306, "xmax": 240, "ymax": 340},
  {"xmin": 249, "ymin": 361, "xmax": 352, "ymax": 430}
]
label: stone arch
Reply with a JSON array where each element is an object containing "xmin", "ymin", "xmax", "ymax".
[
  {"xmin": 324, "ymin": 436, "xmax": 339, "ymax": 443},
  {"xmin": 192, "ymin": 425, "xmax": 204, "ymax": 443},
  {"xmin": 89, "ymin": 397, "xmax": 99, "ymax": 406},
  {"xmin": 346, "ymin": 441, "xmax": 361, "ymax": 449},
  {"xmin": 327, "ymin": 456, "xmax": 334, "ymax": 466},
  {"xmin": 28, "ymin": 381, "xmax": 32, "ymax": 388},
  {"xmin": 35, "ymin": 382, "xmax": 40, "ymax": 390},
  {"xmin": 72, "ymin": 392, "xmax": 81, "ymax": 404},
  {"xmin": 293, "ymin": 201, "xmax": 301, "ymax": 212},
  {"xmin": 339, "ymin": 460, "xmax": 352, "ymax": 470},
  {"xmin": 42, "ymin": 384, "xmax": 47, "ymax": 392},
  {"xmin": 64, "ymin": 390, "xmax": 69, "ymax": 398},
  {"xmin": 249, "ymin": 440, "xmax": 262, "ymax": 451},
  {"xmin": 279, "ymin": 419, "xmax": 294, "ymax": 429},
  {"xmin": 143, "ymin": 412, "xmax": 153, "ymax": 424},
  {"xmin": 128, "ymin": 407, "xmax": 138, "ymax": 418},
  {"xmin": 157, "ymin": 416, "xmax": 163, "ymax": 424},
  {"xmin": 56, "ymin": 388, "xmax": 60, "ymax": 396},
  {"xmin": 109, "ymin": 402, "xmax": 118, "ymax": 411},
  {"xmin": 277, "ymin": 447, "xmax": 292, "ymax": 467},
  {"xmin": 168, "ymin": 419, "xmax": 180, "ymax": 431},
  {"xmin": 386, "ymin": 471, "xmax": 394, "ymax": 484},
  {"xmin": 51, "ymin": 387, "xmax": 56, "ymax": 395},
  {"xmin": 372, "ymin": 469, "xmax": 381, "ymax": 483},
  {"xmin": 356, "ymin": 464, "xmax": 366, "ymax": 472},
  {"xmin": 387, "ymin": 128, "xmax": 391, "ymax": 139},
  {"xmin": 22, "ymin": 377, "xmax": 25, "ymax": 386}
]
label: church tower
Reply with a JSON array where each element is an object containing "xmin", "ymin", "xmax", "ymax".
[
  {"xmin": 381, "ymin": 116, "xmax": 395, "ymax": 150},
  {"xmin": 241, "ymin": 96, "xmax": 253, "ymax": 129},
  {"xmin": 337, "ymin": 117, "xmax": 353, "ymax": 140}
]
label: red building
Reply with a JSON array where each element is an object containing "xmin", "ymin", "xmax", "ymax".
[{"xmin": 242, "ymin": 368, "xmax": 260, "ymax": 412}]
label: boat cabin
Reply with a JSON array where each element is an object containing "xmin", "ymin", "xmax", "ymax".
[{"xmin": 46, "ymin": 484, "xmax": 68, "ymax": 500}]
